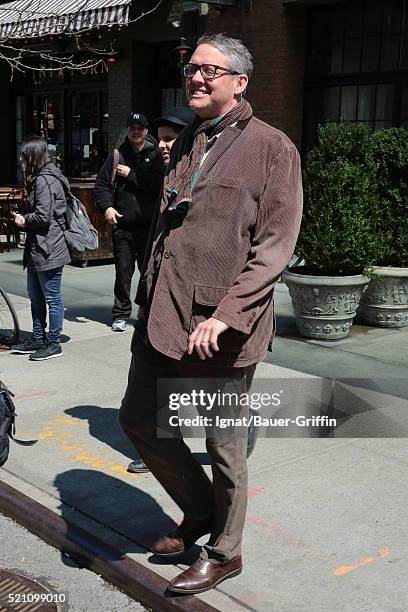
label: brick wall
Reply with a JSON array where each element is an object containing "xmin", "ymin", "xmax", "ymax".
[{"xmin": 206, "ymin": 0, "xmax": 306, "ymax": 150}]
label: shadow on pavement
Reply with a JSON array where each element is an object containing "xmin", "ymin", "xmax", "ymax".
[
  {"xmin": 1, "ymin": 257, "xmax": 24, "ymax": 266},
  {"xmin": 54, "ymin": 469, "xmax": 178, "ymax": 565},
  {"xmin": 65, "ymin": 405, "xmax": 138, "ymax": 462},
  {"xmin": 67, "ymin": 259, "xmax": 113, "ymax": 268},
  {"xmin": 65, "ymin": 404, "xmax": 212, "ymax": 466},
  {"xmin": 15, "ymin": 329, "xmax": 71, "ymax": 344},
  {"xmin": 275, "ymin": 313, "xmax": 298, "ymax": 337},
  {"xmin": 63, "ymin": 304, "xmax": 112, "ymax": 326}
]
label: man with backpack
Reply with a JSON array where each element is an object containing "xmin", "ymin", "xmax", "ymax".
[{"xmin": 95, "ymin": 113, "xmax": 165, "ymax": 332}]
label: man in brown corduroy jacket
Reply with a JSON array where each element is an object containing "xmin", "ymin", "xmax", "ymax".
[{"xmin": 119, "ymin": 33, "xmax": 303, "ymax": 594}]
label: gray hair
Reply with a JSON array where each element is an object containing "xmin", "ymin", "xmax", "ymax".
[{"xmin": 196, "ymin": 34, "xmax": 253, "ymax": 78}]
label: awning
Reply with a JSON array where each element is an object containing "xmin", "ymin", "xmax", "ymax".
[
  {"xmin": 0, "ymin": 0, "xmax": 132, "ymax": 39},
  {"xmin": 282, "ymin": 0, "xmax": 352, "ymax": 4}
]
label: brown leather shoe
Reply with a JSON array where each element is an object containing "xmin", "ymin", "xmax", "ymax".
[
  {"xmin": 168, "ymin": 556, "xmax": 242, "ymax": 594},
  {"xmin": 151, "ymin": 515, "xmax": 212, "ymax": 557}
]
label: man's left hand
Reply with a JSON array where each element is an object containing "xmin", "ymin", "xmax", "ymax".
[
  {"xmin": 188, "ymin": 317, "xmax": 229, "ymax": 360},
  {"xmin": 116, "ymin": 164, "xmax": 131, "ymax": 178}
]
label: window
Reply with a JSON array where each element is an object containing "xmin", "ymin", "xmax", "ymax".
[
  {"xmin": 305, "ymin": 83, "xmax": 394, "ymax": 125},
  {"xmin": 27, "ymin": 90, "xmax": 108, "ymax": 178},
  {"xmin": 71, "ymin": 92, "xmax": 101, "ymax": 177},
  {"xmin": 401, "ymin": 87, "xmax": 408, "ymax": 129},
  {"xmin": 305, "ymin": 83, "xmax": 397, "ymax": 145},
  {"xmin": 307, "ymin": 0, "xmax": 407, "ymax": 76},
  {"xmin": 17, "ymin": 64, "xmax": 108, "ymax": 180},
  {"xmin": 33, "ymin": 94, "xmax": 65, "ymax": 172},
  {"xmin": 304, "ymin": 0, "xmax": 408, "ymax": 150},
  {"xmin": 357, "ymin": 85, "xmax": 376, "ymax": 122}
]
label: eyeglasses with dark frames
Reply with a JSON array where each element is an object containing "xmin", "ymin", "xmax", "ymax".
[{"xmin": 183, "ymin": 63, "xmax": 240, "ymax": 80}]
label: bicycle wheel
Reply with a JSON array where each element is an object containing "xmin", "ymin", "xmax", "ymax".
[{"xmin": 0, "ymin": 287, "xmax": 20, "ymax": 347}]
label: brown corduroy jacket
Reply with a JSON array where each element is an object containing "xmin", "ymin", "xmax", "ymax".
[{"xmin": 135, "ymin": 116, "xmax": 303, "ymax": 367}]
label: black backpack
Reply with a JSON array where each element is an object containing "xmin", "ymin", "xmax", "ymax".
[
  {"xmin": 57, "ymin": 179, "xmax": 99, "ymax": 254},
  {"xmin": 0, "ymin": 381, "xmax": 37, "ymax": 467}
]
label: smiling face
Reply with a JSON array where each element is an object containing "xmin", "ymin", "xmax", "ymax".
[
  {"xmin": 186, "ymin": 43, "xmax": 248, "ymax": 120},
  {"xmin": 127, "ymin": 122, "xmax": 148, "ymax": 150},
  {"xmin": 158, "ymin": 125, "xmax": 180, "ymax": 165}
]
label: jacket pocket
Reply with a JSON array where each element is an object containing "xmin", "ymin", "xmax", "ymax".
[
  {"xmin": 205, "ymin": 178, "xmax": 257, "ymax": 241},
  {"xmin": 35, "ymin": 234, "xmax": 50, "ymax": 256},
  {"xmin": 206, "ymin": 179, "xmax": 241, "ymax": 211},
  {"xmin": 190, "ymin": 285, "xmax": 247, "ymax": 352}
]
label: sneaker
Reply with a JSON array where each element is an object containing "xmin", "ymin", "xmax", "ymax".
[
  {"xmin": 11, "ymin": 336, "xmax": 47, "ymax": 354},
  {"xmin": 127, "ymin": 459, "xmax": 150, "ymax": 474},
  {"xmin": 29, "ymin": 342, "xmax": 63, "ymax": 361},
  {"xmin": 111, "ymin": 319, "xmax": 127, "ymax": 332}
]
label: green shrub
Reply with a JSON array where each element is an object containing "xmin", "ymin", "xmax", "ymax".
[
  {"xmin": 371, "ymin": 128, "xmax": 408, "ymax": 267},
  {"xmin": 296, "ymin": 122, "xmax": 385, "ymax": 275}
]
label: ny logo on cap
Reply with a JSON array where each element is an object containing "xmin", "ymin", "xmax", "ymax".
[{"xmin": 132, "ymin": 114, "xmax": 140, "ymax": 120}]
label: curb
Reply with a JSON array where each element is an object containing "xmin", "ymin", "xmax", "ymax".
[{"xmin": 0, "ymin": 480, "xmax": 217, "ymax": 612}]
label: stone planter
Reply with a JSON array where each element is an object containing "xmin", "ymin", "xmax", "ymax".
[
  {"xmin": 282, "ymin": 268, "xmax": 370, "ymax": 340},
  {"xmin": 358, "ymin": 266, "xmax": 408, "ymax": 328}
]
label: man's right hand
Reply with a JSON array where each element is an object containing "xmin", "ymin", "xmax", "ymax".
[{"xmin": 104, "ymin": 207, "xmax": 123, "ymax": 225}]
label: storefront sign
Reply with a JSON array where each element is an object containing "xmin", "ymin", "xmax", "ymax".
[{"xmin": 33, "ymin": 60, "xmax": 108, "ymax": 85}]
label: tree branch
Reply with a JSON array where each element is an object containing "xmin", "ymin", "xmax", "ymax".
[{"xmin": 0, "ymin": 0, "xmax": 166, "ymax": 77}]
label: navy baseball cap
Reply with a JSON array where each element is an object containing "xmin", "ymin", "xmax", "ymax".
[
  {"xmin": 154, "ymin": 106, "xmax": 196, "ymax": 130},
  {"xmin": 127, "ymin": 112, "xmax": 148, "ymax": 128}
]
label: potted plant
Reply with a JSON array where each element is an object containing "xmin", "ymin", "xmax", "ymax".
[
  {"xmin": 282, "ymin": 122, "xmax": 384, "ymax": 340},
  {"xmin": 358, "ymin": 128, "xmax": 408, "ymax": 328}
]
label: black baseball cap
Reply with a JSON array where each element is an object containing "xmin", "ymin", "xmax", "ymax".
[
  {"xmin": 154, "ymin": 106, "xmax": 196, "ymax": 130},
  {"xmin": 127, "ymin": 112, "xmax": 148, "ymax": 128}
]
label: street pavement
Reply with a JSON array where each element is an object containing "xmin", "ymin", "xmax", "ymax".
[
  {"xmin": 0, "ymin": 513, "xmax": 144, "ymax": 611},
  {"xmin": 1, "ymin": 248, "xmax": 408, "ymax": 611}
]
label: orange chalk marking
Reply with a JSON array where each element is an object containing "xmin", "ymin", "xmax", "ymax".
[
  {"xmin": 334, "ymin": 548, "xmax": 390, "ymax": 576},
  {"xmin": 14, "ymin": 390, "xmax": 49, "ymax": 400},
  {"xmin": 246, "ymin": 513, "xmax": 315, "ymax": 549},
  {"xmin": 33, "ymin": 416, "xmax": 141, "ymax": 479},
  {"xmin": 248, "ymin": 486, "xmax": 266, "ymax": 498}
]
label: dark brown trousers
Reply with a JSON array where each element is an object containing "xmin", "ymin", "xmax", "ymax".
[{"xmin": 119, "ymin": 331, "xmax": 256, "ymax": 563}]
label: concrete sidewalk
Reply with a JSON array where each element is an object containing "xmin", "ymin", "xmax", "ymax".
[{"xmin": 1, "ymin": 250, "xmax": 408, "ymax": 611}]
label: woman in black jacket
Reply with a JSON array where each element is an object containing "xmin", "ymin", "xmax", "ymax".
[{"xmin": 11, "ymin": 135, "xmax": 71, "ymax": 361}]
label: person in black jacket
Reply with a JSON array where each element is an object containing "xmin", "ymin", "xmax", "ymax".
[
  {"xmin": 126, "ymin": 106, "xmax": 196, "ymax": 475},
  {"xmin": 11, "ymin": 135, "xmax": 71, "ymax": 361},
  {"xmin": 155, "ymin": 106, "xmax": 196, "ymax": 166},
  {"xmin": 95, "ymin": 112, "xmax": 165, "ymax": 332}
]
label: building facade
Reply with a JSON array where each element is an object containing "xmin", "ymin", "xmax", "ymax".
[
  {"xmin": 0, "ymin": 0, "xmax": 185, "ymax": 183},
  {"xmin": 0, "ymin": 0, "xmax": 407, "ymax": 184},
  {"xmin": 206, "ymin": 0, "xmax": 408, "ymax": 150}
]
